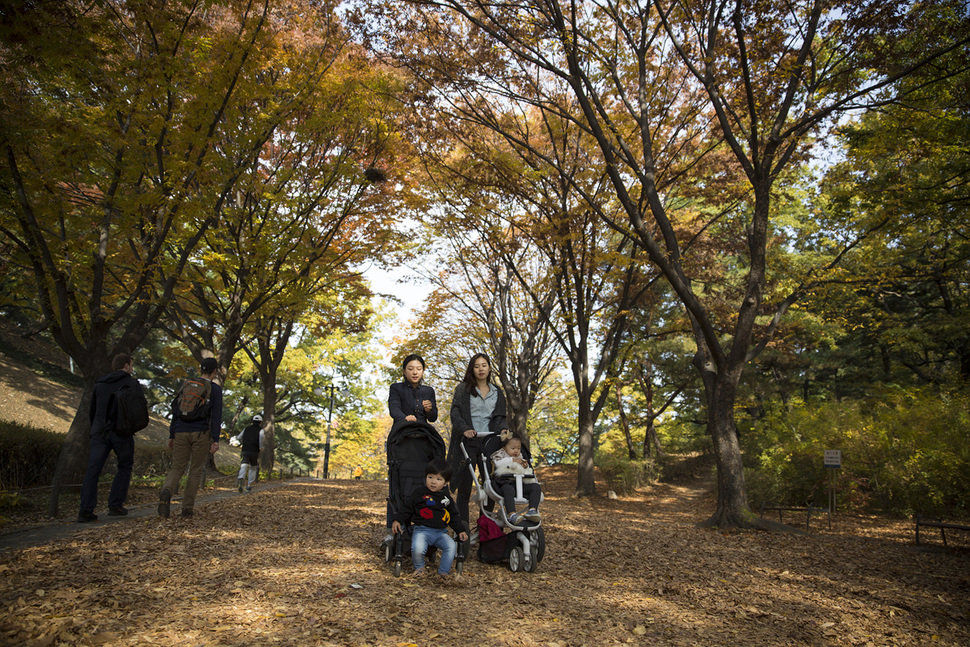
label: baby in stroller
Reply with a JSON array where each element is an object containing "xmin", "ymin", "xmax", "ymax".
[
  {"xmin": 462, "ymin": 429, "xmax": 545, "ymax": 572},
  {"xmin": 490, "ymin": 431, "xmax": 542, "ymax": 525}
]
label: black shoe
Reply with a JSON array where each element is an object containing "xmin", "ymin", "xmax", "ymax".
[
  {"xmin": 107, "ymin": 505, "xmax": 128, "ymax": 516},
  {"xmin": 158, "ymin": 490, "xmax": 171, "ymax": 518},
  {"xmin": 77, "ymin": 510, "xmax": 98, "ymax": 523},
  {"xmin": 180, "ymin": 509, "xmax": 194, "ymax": 518}
]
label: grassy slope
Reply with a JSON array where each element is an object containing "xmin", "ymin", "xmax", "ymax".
[{"xmin": 0, "ymin": 321, "xmax": 239, "ymax": 471}]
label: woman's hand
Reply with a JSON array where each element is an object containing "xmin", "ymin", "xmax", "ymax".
[
  {"xmin": 422, "ymin": 399, "xmax": 432, "ymax": 413},
  {"xmin": 392, "ymin": 520, "xmax": 402, "ymax": 535},
  {"xmin": 463, "ymin": 429, "xmax": 476, "ymax": 439},
  {"xmin": 405, "ymin": 415, "xmax": 417, "ymax": 422}
]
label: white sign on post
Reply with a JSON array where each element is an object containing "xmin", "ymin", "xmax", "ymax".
[{"xmin": 824, "ymin": 449, "xmax": 842, "ymax": 467}]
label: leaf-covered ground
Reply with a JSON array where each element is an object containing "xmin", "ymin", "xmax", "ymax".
[{"xmin": 1, "ymin": 467, "xmax": 968, "ymax": 647}]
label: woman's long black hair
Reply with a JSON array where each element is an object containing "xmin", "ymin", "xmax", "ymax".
[{"xmin": 461, "ymin": 352, "xmax": 492, "ymax": 397}]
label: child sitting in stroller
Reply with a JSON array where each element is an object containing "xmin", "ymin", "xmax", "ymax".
[
  {"xmin": 490, "ymin": 431, "xmax": 542, "ymax": 525},
  {"xmin": 391, "ymin": 458, "xmax": 468, "ymax": 577}
]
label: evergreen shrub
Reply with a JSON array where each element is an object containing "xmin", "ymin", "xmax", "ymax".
[
  {"xmin": 0, "ymin": 420, "xmax": 62, "ymax": 490},
  {"xmin": 596, "ymin": 449, "xmax": 661, "ymax": 494},
  {"xmin": 745, "ymin": 386, "xmax": 970, "ymax": 517}
]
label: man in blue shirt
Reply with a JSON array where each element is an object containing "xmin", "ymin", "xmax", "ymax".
[{"xmin": 158, "ymin": 357, "xmax": 223, "ymax": 518}]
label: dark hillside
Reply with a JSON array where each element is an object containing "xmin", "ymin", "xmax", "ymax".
[{"xmin": 0, "ymin": 321, "xmax": 172, "ymax": 442}]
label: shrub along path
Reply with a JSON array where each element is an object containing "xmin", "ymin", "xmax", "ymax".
[{"xmin": 0, "ymin": 467, "xmax": 968, "ymax": 646}]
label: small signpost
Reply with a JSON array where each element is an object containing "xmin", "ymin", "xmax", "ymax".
[{"xmin": 824, "ymin": 450, "xmax": 841, "ymax": 517}]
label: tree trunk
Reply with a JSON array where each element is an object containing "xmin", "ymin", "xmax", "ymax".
[
  {"xmin": 575, "ymin": 390, "xmax": 597, "ymax": 496},
  {"xmin": 508, "ymin": 404, "xmax": 529, "ymax": 445},
  {"xmin": 47, "ymin": 377, "xmax": 97, "ymax": 517},
  {"xmin": 259, "ymin": 382, "xmax": 277, "ymax": 472},
  {"xmin": 644, "ymin": 418, "xmax": 663, "ymax": 457},
  {"xmin": 615, "ymin": 383, "xmax": 637, "ymax": 460},
  {"xmin": 635, "ymin": 367, "xmax": 662, "ymax": 457},
  {"xmin": 699, "ymin": 373, "xmax": 752, "ymax": 529}
]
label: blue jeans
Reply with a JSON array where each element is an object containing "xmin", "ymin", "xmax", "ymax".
[
  {"xmin": 79, "ymin": 431, "xmax": 135, "ymax": 513},
  {"xmin": 411, "ymin": 525, "xmax": 457, "ymax": 575}
]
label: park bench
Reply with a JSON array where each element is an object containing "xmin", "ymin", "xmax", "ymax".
[
  {"xmin": 759, "ymin": 503, "xmax": 831, "ymax": 530},
  {"xmin": 915, "ymin": 516, "xmax": 970, "ymax": 547}
]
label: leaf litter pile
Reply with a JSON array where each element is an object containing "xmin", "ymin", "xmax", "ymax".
[{"xmin": 1, "ymin": 466, "xmax": 968, "ymax": 647}]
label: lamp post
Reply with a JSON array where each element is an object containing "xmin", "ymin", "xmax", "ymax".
[
  {"xmin": 323, "ymin": 384, "xmax": 336, "ymax": 479},
  {"xmin": 316, "ymin": 383, "xmax": 350, "ymax": 479}
]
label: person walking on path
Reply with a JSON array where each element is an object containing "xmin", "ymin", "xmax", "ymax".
[
  {"xmin": 77, "ymin": 353, "xmax": 143, "ymax": 523},
  {"xmin": 158, "ymin": 357, "xmax": 223, "ymax": 518},
  {"xmin": 234, "ymin": 414, "xmax": 264, "ymax": 493},
  {"xmin": 447, "ymin": 352, "xmax": 509, "ymax": 531}
]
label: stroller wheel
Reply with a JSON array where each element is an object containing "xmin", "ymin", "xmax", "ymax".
[
  {"xmin": 534, "ymin": 525, "xmax": 546, "ymax": 563},
  {"xmin": 382, "ymin": 540, "xmax": 393, "ymax": 563},
  {"xmin": 393, "ymin": 560, "xmax": 402, "ymax": 577},
  {"xmin": 524, "ymin": 545, "xmax": 538, "ymax": 572},
  {"xmin": 456, "ymin": 561, "xmax": 464, "ymax": 575},
  {"xmin": 508, "ymin": 546, "xmax": 525, "ymax": 572}
]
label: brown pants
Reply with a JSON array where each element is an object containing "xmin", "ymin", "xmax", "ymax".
[{"xmin": 162, "ymin": 430, "xmax": 211, "ymax": 512}]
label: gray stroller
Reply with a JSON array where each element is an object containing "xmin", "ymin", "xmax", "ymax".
[{"xmin": 460, "ymin": 433, "xmax": 545, "ymax": 572}]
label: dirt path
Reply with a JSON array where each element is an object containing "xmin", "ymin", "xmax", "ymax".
[
  {"xmin": 1, "ymin": 467, "xmax": 968, "ymax": 647},
  {"xmin": 0, "ymin": 478, "xmax": 311, "ymax": 552}
]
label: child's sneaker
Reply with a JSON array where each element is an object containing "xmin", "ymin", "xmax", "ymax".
[
  {"xmin": 508, "ymin": 512, "xmax": 523, "ymax": 526},
  {"xmin": 524, "ymin": 508, "xmax": 541, "ymax": 522},
  {"xmin": 237, "ymin": 479, "xmax": 244, "ymax": 493}
]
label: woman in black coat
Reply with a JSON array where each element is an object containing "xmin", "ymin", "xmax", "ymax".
[
  {"xmin": 447, "ymin": 352, "xmax": 508, "ymax": 529},
  {"xmin": 387, "ymin": 353, "xmax": 438, "ymax": 424}
]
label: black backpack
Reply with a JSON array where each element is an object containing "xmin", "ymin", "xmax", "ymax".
[
  {"xmin": 112, "ymin": 383, "xmax": 150, "ymax": 436},
  {"xmin": 173, "ymin": 378, "xmax": 212, "ymax": 422}
]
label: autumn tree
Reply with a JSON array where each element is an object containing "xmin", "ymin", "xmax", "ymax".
[
  {"xmin": 421, "ymin": 110, "xmax": 653, "ymax": 495},
  {"xmin": 610, "ymin": 284, "xmax": 697, "ymax": 459},
  {"xmin": 405, "ymin": 203, "xmax": 563, "ymax": 442},
  {"xmin": 244, "ymin": 279, "xmax": 375, "ymax": 470},
  {"xmin": 0, "ymin": 0, "xmax": 323, "ymax": 514},
  {"xmin": 219, "ymin": 316, "xmax": 388, "ymax": 474},
  {"xmin": 380, "ymin": 0, "xmax": 970, "ymax": 527},
  {"xmin": 807, "ymin": 60, "xmax": 970, "ymax": 389},
  {"xmin": 160, "ymin": 35, "xmax": 408, "ymax": 369},
  {"xmin": 157, "ymin": 33, "xmax": 408, "ymax": 467}
]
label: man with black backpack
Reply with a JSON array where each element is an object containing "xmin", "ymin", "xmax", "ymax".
[
  {"xmin": 158, "ymin": 356, "xmax": 223, "ymax": 519},
  {"xmin": 77, "ymin": 352, "xmax": 146, "ymax": 523}
]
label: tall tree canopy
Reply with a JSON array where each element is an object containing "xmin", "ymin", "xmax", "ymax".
[
  {"xmin": 0, "ymin": 0, "xmax": 404, "ymax": 512},
  {"xmin": 374, "ymin": 0, "xmax": 970, "ymax": 526}
]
